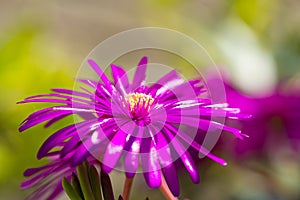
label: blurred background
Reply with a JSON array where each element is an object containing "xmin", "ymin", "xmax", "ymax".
[{"xmin": 0, "ymin": 0, "xmax": 300, "ymax": 199}]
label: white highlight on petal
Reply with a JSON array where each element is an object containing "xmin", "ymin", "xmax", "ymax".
[
  {"xmin": 125, "ymin": 134, "xmax": 131, "ymax": 142},
  {"xmin": 185, "ymin": 157, "xmax": 194, "ymax": 173},
  {"xmin": 177, "ymin": 100, "xmax": 196, "ymax": 105},
  {"xmin": 156, "ymin": 78, "xmax": 185, "ymax": 96},
  {"xmin": 150, "ymin": 147, "xmax": 159, "ymax": 170},
  {"xmin": 131, "ymin": 141, "xmax": 140, "ymax": 152},
  {"xmin": 90, "ymin": 118, "xmax": 111, "ymax": 130},
  {"xmin": 204, "ymin": 103, "xmax": 228, "ymax": 108},
  {"xmin": 223, "ymin": 107, "xmax": 240, "ymax": 113},
  {"xmin": 159, "ymin": 148, "xmax": 171, "ymax": 166},
  {"xmin": 174, "ymin": 100, "xmax": 202, "ymax": 109},
  {"xmin": 53, "ymin": 107, "xmax": 94, "ymax": 112},
  {"xmin": 87, "ymin": 80, "xmax": 96, "ymax": 88},
  {"xmin": 108, "ymin": 143, "xmax": 123, "ymax": 154},
  {"xmin": 91, "ymin": 131, "xmax": 101, "ymax": 144}
]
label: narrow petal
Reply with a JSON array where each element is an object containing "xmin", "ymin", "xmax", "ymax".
[
  {"xmin": 20, "ymin": 110, "xmax": 72, "ymax": 132},
  {"xmin": 111, "ymin": 64, "xmax": 130, "ymax": 94},
  {"xmin": 141, "ymin": 141, "xmax": 161, "ymax": 188},
  {"xmin": 37, "ymin": 120, "xmax": 97, "ymax": 159},
  {"xmin": 87, "ymin": 59, "xmax": 112, "ymax": 92},
  {"xmin": 149, "ymin": 70, "xmax": 184, "ymax": 97},
  {"xmin": 162, "ymin": 127, "xmax": 200, "ymax": 183},
  {"xmin": 124, "ymin": 127, "xmax": 144, "ymax": 177},
  {"xmin": 52, "ymin": 88, "xmax": 91, "ymax": 99},
  {"xmin": 141, "ymin": 129, "xmax": 162, "ymax": 188},
  {"xmin": 166, "ymin": 124, "xmax": 228, "ymax": 166},
  {"xmin": 44, "ymin": 114, "xmax": 70, "ymax": 127},
  {"xmin": 166, "ymin": 115, "xmax": 244, "ymax": 139},
  {"xmin": 23, "ymin": 165, "xmax": 54, "ymax": 177},
  {"xmin": 76, "ymin": 78, "xmax": 98, "ymax": 89},
  {"xmin": 102, "ymin": 129, "xmax": 128, "ymax": 173},
  {"xmin": 162, "ymin": 165, "xmax": 180, "ymax": 196},
  {"xmin": 132, "ymin": 56, "xmax": 148, "ymax": 90}
]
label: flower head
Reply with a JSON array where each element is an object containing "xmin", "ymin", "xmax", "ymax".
[{"xmin": 20, "ymin": 57, "xmax": 248, "ymax": 197}]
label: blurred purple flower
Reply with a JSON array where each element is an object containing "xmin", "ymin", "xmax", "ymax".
[
  {"xmin": 19, "ymin": 57, "xmax": 247, "ymax": 197},
  {"xmin": 223, "ymin": 78, "xmax": 300, "ymax": 158}
]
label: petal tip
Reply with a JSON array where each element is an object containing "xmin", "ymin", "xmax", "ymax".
[
  {"xmin": 87, "ymin": 59, "xmax": 96, "ymax": 65},
  {"xmin": 102, "ymin": 164, "xmax": 113, "ymax": 174},
  {"xmin": 138, "ymin": 56, "xmax": 148, "ymax": 66}
]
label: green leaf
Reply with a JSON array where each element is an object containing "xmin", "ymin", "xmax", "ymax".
[
  {"xmin": 100, "ymin": 171, "xmax": 114, "ymax": 200},
  {"xmin": 71, "ymin": 172, "xmax": 84, "ymax": 199},
  {"xmin": 77, "ymin": 162, "xmax": 95, "ymax": 200},
  {"xmin": 88, "ymin": 165, "xmax": 102, "ymax": 200},
  {"xmin": 62, "ymin": 177, "xmax": 82, "ymax": 200}
]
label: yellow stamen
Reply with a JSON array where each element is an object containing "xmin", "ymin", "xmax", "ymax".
[{"xmin": 125, "ymin": 92, "xmax": 154, "ymax": 112}]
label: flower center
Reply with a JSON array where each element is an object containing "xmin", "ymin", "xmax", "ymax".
[{"xmin": 125, "ymin": 92, "xmax": 154, "ymax": 117}]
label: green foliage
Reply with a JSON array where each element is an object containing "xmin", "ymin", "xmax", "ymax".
[
  {"xmin": 77, "ymin": 162, "xmax": 95, "ymax": 200},
  {"xmin": 62, "ymin": 178, "xmax": 82, "ymax": 200},
  {"xmin": 63, "ymin": 162, "xmax": 118, "ymax": 200},
  {"xmin": 88, "ymin": 165, "xmax": 102, "ymax": 200}
]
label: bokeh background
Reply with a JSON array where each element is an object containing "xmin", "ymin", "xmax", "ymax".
[{"xmin": 1, "ymin": 0, "xmax": 300, "ymax": 199}]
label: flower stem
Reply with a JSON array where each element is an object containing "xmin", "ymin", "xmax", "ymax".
[
  {"xmin": 122, "ymin": 177, "xmax": 134, "ymax": 200},
  {"xmin": 159, "ymin": 176, "xmax": 177, "ymax": 200}
]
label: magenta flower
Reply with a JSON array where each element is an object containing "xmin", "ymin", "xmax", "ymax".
[
  {"xmin": 20, "ymin": 57, "xmax": 247, "ymax": 197},
  {"xmin": 223, "ymin": 79, "xmax": 300, "ymax": 158},
  {"xmin": 21, "ymin": 154, "xmax": 104, "ymax": 200},
  {"xmin": 21, "ymin": 153, "xmax": 78, "ymax": 200}
]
